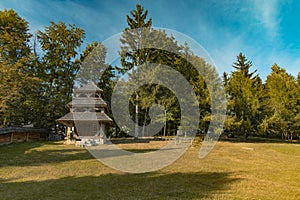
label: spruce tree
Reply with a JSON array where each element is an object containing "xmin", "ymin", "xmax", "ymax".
[
  {"xmin": 264, "ymin": 64, "xmax": 298, "ymax": 140},
  {"xmin": 119, "ymin": 4, "xmax": 152, "ymax": 139},
  {"xmin": 225, "ymin": 52, "xmax": 260, "ymax": 136}
]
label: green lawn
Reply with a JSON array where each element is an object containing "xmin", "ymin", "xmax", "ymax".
[{"xmin": 0, "ymin": 137, "xmax": 300, "ymax": 199}]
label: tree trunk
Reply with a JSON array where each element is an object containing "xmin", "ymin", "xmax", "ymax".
[
  {"xmin": 134, "ymin": 93, "xmax": 139, "ymax": 140},
  {"xmin": 163, "ymin": 121, "xmax": 167, "ymax": 137},
  {"xmin": 142, "ymin": 110, "xmax": 147, "ymax": 137}
]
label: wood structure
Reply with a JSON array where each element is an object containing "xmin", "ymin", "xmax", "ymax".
[
  {"xmin": 57, "ymin": 82, "xmax": 112, "ymax": 146},
  {"xmin": 0, "ymin": 127, "xmax": 48, "ymax": 145}
]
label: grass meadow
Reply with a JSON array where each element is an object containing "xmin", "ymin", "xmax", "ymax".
[{"xmin": 0, "ymin": 137, "xmax": 300, "ymax": 199}]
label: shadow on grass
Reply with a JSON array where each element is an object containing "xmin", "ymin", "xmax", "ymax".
[
  {"xmin": 110, "ymin": 137, "xmax": 172, "ymax": 144},
  {"xmin": 111, "ymin": 138, "xmax": 151, "ymax": 144},
  {"xmin": 0, "ymin": 141, "xmax": 93, "ymax": 167},
  {"xmin": 221, "ymin": 136, "xmax": 300, "ymax": 144},
  {"xmin": 0, "ymin": 141, "xmax": 183, "ymax": 167},
  {"xmin": 0, "ymin": 171, "xmax": 239, "ymax": 200},
  {"xmin": 123, "ymin": 148, "xmax": 160, "ymax": 153},
  {"xmin": 88, "ymin": 146, "xmax": 186, "ymax": 160}
]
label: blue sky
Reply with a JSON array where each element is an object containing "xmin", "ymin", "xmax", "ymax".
[{"xmin": 1, "ymin": 0, "xmax": 300, "ymax": 80}]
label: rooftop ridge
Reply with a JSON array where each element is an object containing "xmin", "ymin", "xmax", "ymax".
[{"xmin": 74, "ymin": 81, "xmax": 103, "ymax": 93}]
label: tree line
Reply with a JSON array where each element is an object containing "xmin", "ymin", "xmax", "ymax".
[{"xmin": 0, "ymin": 5, "xmax": 299, "ymax": 140}]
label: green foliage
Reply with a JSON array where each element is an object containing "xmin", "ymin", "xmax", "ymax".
[
  {"xmin": 0, "ymin": 9, "xmax": 38, "ymax": 126},
  {"xmin": 120, "ymin": 4, "xmax": 152, "ymax": 72},
  {"xmin": 225, "ymin": 53, "xmax": 262, "ymax": 135},
  {"xmin": 119, "ymin": 4, "xmax": 227, "ymax": 137},
  {"xmin": 224, "ymin": 53, "xmax": 300, "ymax": 140},
  {"xmin": 78, "ymin": 42, "xmax": 108, "ymax": 84},
  {"xmin": 263, "ymin": 64, "xmax": 298, "ymax": 139},
  {"xmin": 77, "ymin": 41, "xmax": 117, "ymax": 119},
  {"xmin": 119, "ymin": 4, "xmax": 153, "ymax": 138},
  {"xmin": 34, "ymin": 22, "xmax": 85, "ymax": 129}
]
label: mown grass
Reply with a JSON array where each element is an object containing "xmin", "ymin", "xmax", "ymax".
[{"xmin": 0, "ymin": 137, "xmax": 300, "ymax": 199}]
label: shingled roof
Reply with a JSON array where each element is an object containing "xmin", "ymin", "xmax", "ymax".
[
  {"xmin": 74, "ymin": 82, "xmax": 103, "ymax": 93},
  {"xmin": 67, "ymin": 98, "xmax": 107, "ymax": 108},
  {"xmin": 57, "ymin": 112, "xmax": 113, "ymax": 126}
]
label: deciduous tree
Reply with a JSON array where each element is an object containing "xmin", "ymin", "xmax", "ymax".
[
  {"xmin": 0, "ymin": 9, "xmax": 37, "ymax": 126},
  {"xmin": 35, "ymin": 22, "xmax": 85, "ymax": 130}
]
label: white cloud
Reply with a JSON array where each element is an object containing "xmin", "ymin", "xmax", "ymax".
[{"xmin": 252, "ymin": 0, "xmax": 281, "ymax": 39}]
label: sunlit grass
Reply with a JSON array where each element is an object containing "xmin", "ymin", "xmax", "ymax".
[{"xmin": 0, "ymin": 138, "xmax": 299, "ymax": 199}]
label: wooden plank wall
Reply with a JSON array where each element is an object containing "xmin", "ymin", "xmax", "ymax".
[
  {"xmin": 0, "ymin": 133, "xmax": 11, "ymax": 144},
  {"xmin": 0, "ymin": 130, "xmax": 48, "ymax": 145}
]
